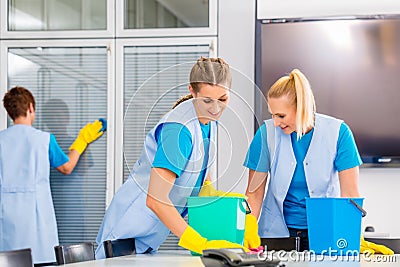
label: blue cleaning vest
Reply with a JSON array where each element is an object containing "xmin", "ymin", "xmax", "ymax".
[
  {"xmin": 258, "ymin": 113, "xmax": 342, "ymax": 237},
  {"xmin": 95, "ymin": 99, "xmax": 217, "ymax": 258},
  {"xmin": 0, "ymin": 125, "xmax": 58, "ymax": 263}
]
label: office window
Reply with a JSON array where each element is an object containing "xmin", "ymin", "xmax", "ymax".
[
  {"xmin": 125, "ymin": 0, "xmax": 209, "ymax": 29},
  {"xmin": 8, "ymin": 0, "xmax": 107, "ymax": 31},
  {"xmin": 7, "ymin": 46, "xmax": 108, "ymax": 245},
  {"xmin": 123, "ymin": 44, "xmax": 209, "ymax": 180},
  {"xmin": 122, "ymin": 44, "xmax": 209, "ymax": 250}
]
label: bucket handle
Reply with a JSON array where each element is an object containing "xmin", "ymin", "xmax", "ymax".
[
  {"xmin": 243, "ymin": 199, "xmax": 252, "ymax": 215},
  {"xmin": 350, "ymin": 199, "xmax": 367, "ymax": 217}
]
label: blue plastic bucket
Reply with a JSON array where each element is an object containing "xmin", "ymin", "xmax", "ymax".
[
  {"xmin": 187, "ymin": 196, "xmax": 249, "ymax": 245},
  {"xmin": 306, "ymin": 197, "xmax": 366, "ymax": 255}
]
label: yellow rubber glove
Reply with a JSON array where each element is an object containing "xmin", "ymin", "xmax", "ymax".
[
  {"xmin": 360, "ymin": 236, "xmax": 394, "ymax": 255},
  {"xmin": 244, "ymin": 214, "xmax": 261, "ymax": 249},
  {"xmin": 178, "ymin": 226, "xmax": 248, "ymax": 255},
  {"xmin": 198, "ymin": 180, "xmax": 246, "ymax": 198},
  {"xmin": 69, "ymin": 119, "xmax": 105, "ymax": 154}
]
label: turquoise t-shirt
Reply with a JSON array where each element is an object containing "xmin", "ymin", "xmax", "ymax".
[
  {"xmin": 243, "ymin": 122, "xmax": 362, "ymax": 228},
  {"xmin": 48, "ymin": 133, "xmax": 69, "ymax": 168},
  {"xmin": 152, "ymin": 122, "xmax": 211, "ymax": 191},
  {"xmin": 284, "ymin": 129, "xmax": 313, "ymax": 229}
]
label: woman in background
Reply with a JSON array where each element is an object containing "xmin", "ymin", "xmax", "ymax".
[{"xmin": 0, "ymin": 86, "xmax": 105, "ymax": 264}]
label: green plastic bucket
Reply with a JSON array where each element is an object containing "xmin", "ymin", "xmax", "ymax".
[
  {"xmin": 306, "ymin": 197, "xmax": 366, "ymax": 255},
  {"xmin": 187, "ymin": 196, "xmax": 250, "ymax": 251}
]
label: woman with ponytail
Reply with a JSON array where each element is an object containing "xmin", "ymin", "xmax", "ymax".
[
  {"xmin": 95, "ymin": 57, "xmax": 252, "ymax": 258},
  {"xmin": 243, "ymin": 69, "xmax": 362, "ymax": 251}
]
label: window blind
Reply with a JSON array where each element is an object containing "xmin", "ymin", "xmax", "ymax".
[
  {"xmin": 123, "ymin": 44, "xmax": 209, "ymax": 250},
  {"xmin": 7, "ymin": 47, "xmax": 108, "ymax": 245}
]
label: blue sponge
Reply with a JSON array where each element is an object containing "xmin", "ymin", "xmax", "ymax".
[{"xmin": 98, "ymin": 118, "xmax": 107, "ymax": 132}]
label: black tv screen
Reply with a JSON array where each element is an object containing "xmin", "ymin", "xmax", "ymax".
[{"xmin": 259, "ymin": 17, "xmax": 400, "ymax": 166}]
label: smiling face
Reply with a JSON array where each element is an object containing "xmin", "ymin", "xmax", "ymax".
[
  {"xmin": 190, "ymin": 83, "xmax": 230, "ymax": 124},
  {"xmin": 268, "ymin": 95, "xmax": 297, "ymax": 135}
]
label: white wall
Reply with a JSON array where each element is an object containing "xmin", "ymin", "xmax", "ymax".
[
  {"xmin": 217, "ymin": 0, "xmax": 255, "ymax": 193},
  {"xmin": 360, "ymin": 169, "xmax": 400, "ymax": 236},
  {"xmin": 217, "ymin": 0, "xmax": 400, "ymax": 236}
]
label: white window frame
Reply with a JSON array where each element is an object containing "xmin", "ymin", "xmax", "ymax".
[
  {"xmin": 113, "ymin": 37, "xmax": 217, "ymax": 202},
  {"xmin": 116, "ymin": 0, "xmax": 217, "ymax": 38},
  {"xmin": 0, "ymin": 39, "xmax": 116, "ymax": 204},
  {"xmin": 0, "ymin": 0, "xmax": 115, "ymax": 39}
]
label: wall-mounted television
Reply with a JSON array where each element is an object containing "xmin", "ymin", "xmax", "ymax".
[{"xmin": 258, "ymin": 16, "xmax": 400, "ymax": 166}]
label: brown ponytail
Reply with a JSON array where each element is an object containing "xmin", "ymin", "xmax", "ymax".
[{"xmin": 172, "ymin": 94, "xmax": 193, "ymax": 109}]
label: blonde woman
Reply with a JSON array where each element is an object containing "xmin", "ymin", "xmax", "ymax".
[
  {"xmin": 244, "ymin": 69, "xmax": 362, "ymax": 251},
  {"xmin": 95, "ymin": 57, "xmax": 254, "ymax": 258}
]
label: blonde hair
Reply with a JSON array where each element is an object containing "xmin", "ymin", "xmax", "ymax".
[
  {"xmin": 268, "ymin": 69, "xmax": 316, "ymax": 139},
  {"xmin": 189, "ymin": 57, "xmax": 232, "ymax": 92}
]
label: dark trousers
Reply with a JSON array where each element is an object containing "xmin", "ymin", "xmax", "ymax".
[{"xmin": 288, "ymin": 228, "xmax": 309, "ymax": 251}]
